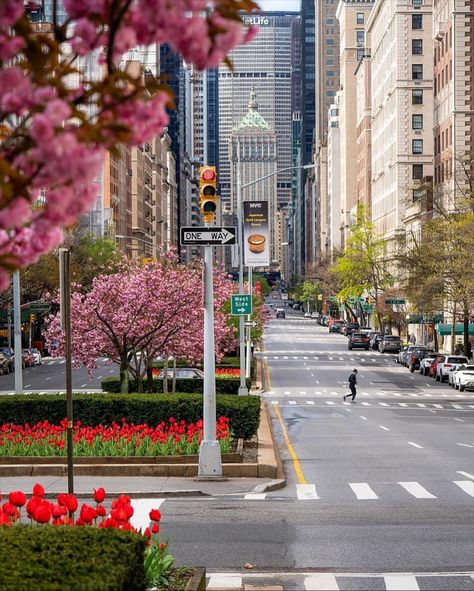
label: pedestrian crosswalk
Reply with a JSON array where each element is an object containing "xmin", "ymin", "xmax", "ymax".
[
  {"xmin": 206, "ymin": 570, "xmax": 474, "ymax": 590},
  {"xmin": 268, "ymin": 398, "xmax": 474, "ymax": 410}
]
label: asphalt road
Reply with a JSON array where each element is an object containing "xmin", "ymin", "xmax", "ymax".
[{"xmin": 158, "ymin": 299, "xmax": 474, "ymax": 589}]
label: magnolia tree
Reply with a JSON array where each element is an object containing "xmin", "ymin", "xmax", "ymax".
[
  {"xmin": 0, "ymin": 0, "xmax": 258, "ymax": 292},
  {"xmin": 45, "ymin": 254, "xmax": 237, "ymax": 392}
]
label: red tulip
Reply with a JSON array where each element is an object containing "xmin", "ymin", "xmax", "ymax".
[
  {"xmin": 93, "ymin": 487, "xmax": 106, "ymax": 504},
  {"xmin": 57, "ymin": 493, "xmax": 68, "ymax": 507},
  {"xmin": 32, "ymin": 483, "xmax": 45, "ymax": 497},
  {"xmin": 8, "ymin": 491, "xmax": 26, "ymax": 507},
  {"xmin": 65, "ymin": 494, "xmax": 78, "ymax": 513},
  {"xmin": 111, "ymin": 508, "xmax": 128, "ymax": 523},
  {"xmin": 96, "ymin": 505, "xmax": 106, "ymax": 517},
  {"xmin": 52, "ymin": 504, "xmax": 64, "ymax": 519},
  {"xmin": 79, "ymin": 504, "xmax": 95, "ymax": 524},
  {"xmin": 26, "ymin": 497, "xmax": 40, "ymax": 519},
  {"xmin": 143, "ymin": 527, "xmax": 151, "ymax": 537},
  {"xmin": 151, "ymin": 523, "xmax": 159, "ymax": 534},
  {"xmin": 34, "ymin": 502, "xmax": 52, "ymax": 524},
  {"xmin": 149, "ymin": 508, "xmax": 161, "ymax": 523},
  {"xmin": 0, "ymin": 513, "xmax": 11, "ymax": 527}
]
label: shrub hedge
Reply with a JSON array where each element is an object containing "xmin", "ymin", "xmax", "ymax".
[
  {"xmin": 0, "ymin": 393, "xmax": 261, "ymax": 439},
  {"xmin": 0, "ymin": 526, "xmax": 147, "ymax": 591},
  {"xmin": 101, "ymin": 376, "xmax": 252, "ymax": 395}
]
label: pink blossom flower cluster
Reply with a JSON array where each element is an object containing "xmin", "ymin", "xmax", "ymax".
[
  {"xmin": 0, "ymin": 0, "xmax": 259, "ymax": 291},
  {"xmin": 45, "ymin": 254, "xmax": 238, "ymax": 382}
]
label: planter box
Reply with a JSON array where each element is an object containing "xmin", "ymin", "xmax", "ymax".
[{"xmin": 186, "ymin": 568, "xmax": 206, "ymax": 591}]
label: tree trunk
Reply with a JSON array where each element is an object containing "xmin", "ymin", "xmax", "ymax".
[
  {"xmin": 119, "ymin": 358, "xmax": 129, "ymax": 394},
  {"xmin": 172, "ymin": 357, "xmax": 176, "ymax": 394},
  {"xmin": 146, "ymin": 362, "xmax": 154, "ymax": 393},
  {"xmin": 463, "ymin": 307, "xmax": 471, "ymax": 359},
  {"xmin": 163, "ymin": 359, "xmax": 168, "ymax": 394},
  {"xmin": 450, "ymin": 303, "xmax": 457, "ymax": 354}
]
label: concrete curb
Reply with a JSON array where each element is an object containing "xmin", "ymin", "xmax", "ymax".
[
  {"xmin": 252, "ymin": 399, "xmax": 286, "ymax": 492},
  {"xmin": 40, "ymin": 490, "xmax": 211, "ymax": 500}
]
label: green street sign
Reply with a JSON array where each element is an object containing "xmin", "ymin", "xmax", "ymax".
[
  {"xmin": 363, "ymin": 304, "xmax": 375, "ymax": 312},
  {"xmin": 385, "ymin": 298, "xmax": 406, "ymax": 305},
  {"xmin": 231, "ymin": 294, "xmax": 252, "ymax": 316}
]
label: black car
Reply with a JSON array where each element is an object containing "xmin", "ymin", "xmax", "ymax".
[
  {"xmin": 276, "ymin": 309, "xmax": 286, "ymax": 319},
  {"xmin": 407, "ymin": 348, "xmax": 435, "ymax": 372},
  {"xmin": 343, "ymin": 321, "xmax": 360, "ymax": 336},
  {"xmin": 348, "ymin": 333, "xmax": 370, "ymax": 350},
  {"xmin": 329, "ymin": 320, "xmax": 345, "ymax": 333}
]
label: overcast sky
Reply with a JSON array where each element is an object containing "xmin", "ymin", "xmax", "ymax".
[{"xmin": 258, "ymin": 0, "xmax": 301, "ymax": 11}]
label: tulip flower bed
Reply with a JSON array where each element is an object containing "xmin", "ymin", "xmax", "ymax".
[
  {"xmin": 0, "ymin": 417, "xmax": 232, "ymax": 457},
  {"xmin": 215, "ymin": 367, "xmax": 240, "ymax": 378},
  {"xmin": 0, "ymin": 484, "xmax": 189, "ymax": 590}
]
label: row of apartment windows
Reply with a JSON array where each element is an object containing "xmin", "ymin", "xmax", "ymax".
[
  {"xmin": 435, "ymin": 160, "xmax": 453, "ymax": 185},
  {"xmin": 434, "ymin": 125, "xmax": 453, "ymax": 155},
  {"xmin": 434, "ymin": 61, "xmax": 452, "ymax": 95},
  {"xmin": 434, "ymin": 27, "xmax": 452, "ymax": 64}
]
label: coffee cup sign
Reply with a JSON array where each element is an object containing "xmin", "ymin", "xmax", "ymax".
[{"xmin": 243, "ymin": 201, "xmax": 270, "ymax": 267}]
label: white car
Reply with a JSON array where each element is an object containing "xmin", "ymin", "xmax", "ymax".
[
  {"xmin": 30, "ymin": 347, "xmax": 42, "ymax": 365},
  {"xmin": 436, "ymin": 355, "xmax": 469, "ymax": 382},
  {"xmin": 452, "ymin": 364, "xmax": 474, "ymax": 391},
  {"xmin": 304, "ymin": 312, "xmax": 312, "ymax": 318},
  {"xmin": 311, "ymin": 312, "xmax": 318, "ymax": 319}
]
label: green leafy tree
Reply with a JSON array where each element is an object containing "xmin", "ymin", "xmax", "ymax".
[{"xmin": 332, "ymin": 205, "xmax": 394, "ymax": 328}]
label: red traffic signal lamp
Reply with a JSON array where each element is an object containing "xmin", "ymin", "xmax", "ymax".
[{"xmin": 199, "ymin": 165, "xmax": 217, "ymax": 223}]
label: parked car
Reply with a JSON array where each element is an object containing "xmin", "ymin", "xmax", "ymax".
[
  {"xmin": 379, "ymin": 335, "xmax": 402, "ymax": 354},
  {"xmin": 30, "ymin": 347, "xmax": 42, "ymax": 365},
  {"xmin": 370, "ymin": 333, "xmax": 383, "ymax": 351},
  {"xmin": 276, "ymin": 308, "xmax": 286, "ymax": 319},
  {"xmin": 157, "ymin": 368, "xmax": 204, "ymax": 379},
  {"xmin": 451, "ymin": 364, "xmax": 474, "ymax": 390},
  {"xmin": 311, "ymin": 311, "xmax": 319, "ymax": 319},
  {"xmin": 343, "ymin": 321, "xmax": 360, "ymax": 337},
  {"xmin": 293, "ymin": 303, "xmax": 300, "ymax": 311},
  {"xmin": 1, "ymin": 347, "xmax": 14, "ymax": 373},
  {"xmin": 304, "ymin": 312, "xmax": 312, "ymax": 318},
  {"xmin": 22, "ymin": 349, "xmax": 34, "ymax": 368},
  {"xmin": 407, "ymin": 349, "xmax": 435, "ymax": 372},
  {"xmin": 329, "ymin": 320, "xmax": 345, "ymax": 333},
  {"xmin": 429, "ymin": 354, "xmax": 446, "ymax": 378},
  {"xmin": 420, "ymin": 353, "xmax": 438, "ymax": 375},
  {"xmin": 348, "ymin": 332, "xmax": 370, "ymax": 350},
  {"xmin": 401, "ymin": 345, "xmax": 428, "ymax": 367},
  {"xmin": 435, "ymin": 355, "xmax": 469, "ymax": 383},
  {"xmin": 358, "ymin": 327, "xmax": 373, "ymax": 335},
  {"xmin": 0, "ymin": 352, "xmax": 10, "ymax": 375}
]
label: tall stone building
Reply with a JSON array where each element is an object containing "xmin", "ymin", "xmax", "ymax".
[
  {"xmin": 367, "ymin": 0, "xmax": 434, "ymax": 243},
  {"xmin": 355, "ymin": 52, "xmax": 372, "ymax": 215},
  {"xmin": 336, "ymin": 0, "xmax": 375, "ymax": 247},
  {"xmin": 229, "ymin": 90, "xmax": 278, "ymax": 264},
  {"xmin": 433, "ymin": 0, "xmax": 474, "ymax": 203},
  {"xmin": 219, "ymin": 12, "xmax": 298, "ymax": 212}
]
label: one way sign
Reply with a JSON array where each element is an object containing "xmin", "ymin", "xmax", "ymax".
[{"xmin": 180, "ymin": 226, "xmax": 237, "ymax": 245}]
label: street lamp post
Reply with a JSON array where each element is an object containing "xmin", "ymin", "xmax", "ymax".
[{"xmin": 236, "ymin": 163, "xmax": 314, "ymax": 391}]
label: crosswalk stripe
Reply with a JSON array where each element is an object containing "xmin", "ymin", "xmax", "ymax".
[
  {"xmin": 244, "ymin": 493, "xmax": 267, "ymax": 500},
  {"xmin": 399, "ymin": 403, "xmax": 408, "ymax": 407},
  {"xmin": 457, "ymin": 471, "xmax": 474, "ymax": 480},
  {"xmin": 271, "ymin": 400, "xmax": 279, "ymax": 405},
  {"xmin": 433, "ymin": 404, "xmax": 443, "ymax": 408},
  {"xmin": 361, "ymin": 402, "xmax": 370, "ymax": 406},
  {"xmin": 379, "ymin": 402, "xmax": 389, "ymax": 406},
  {"xmin": 469, "ymin": 405, "xmax": 474, "ymax": 408},
  {"xmin": 452, "ymin": 404, "xmax": 463, "ymax": 409},
  {"xmin": 409, "ymin": 393, "xmax": 419, "ymax": 397},
  {"xmin": 326, "ymin": 401, "xmax": 335, "ymax": 405},
  {"xmin": 393, "ymin": 393, "xmax": 402, "ymax": 397},
  {"xmin": 408, "ymin": 441, "xmax": 423, "ymax": 449},
  {"xmin": 296, "ymin": 483, "xmax": 319, "ymax": 500},
  {"xmin": 384, "ymin": 575, "xmax": 420, "ymax": 590},
  {"xmin": 349, "ymin": 482, "xmax": 378, "ymax": 500},
  {"xmin": 284, "ymin": 391, "xmax": 291, "ymax": 394},
  {"xmin": 379, "ymin": 425, "xmax": 390, "ymax": 431},
  {"xmin": 289, "ymin": 400, "xmax": 297, "ymax": 405},
  {"xmin": 304, "ymin": 573, "xmax": 338, "ymax": 590},
  {"xmin": 300, "ymin": 391, "xmax": 307, "ymax": 394},
  {"xmin": 208, "ymin": 575, "xmax": 242, "ymax": 589},
  {"xmin": 416, "ymin": 403, "xmax": 426, "ymax": 407},
  {"xmin": 130, "ymin": 498, "xmax": 165, "ymax": 532},
  {"xmin": 306, "ymin": 401, "xmax": 315, "ymax": 405},
  {"xmin": 453, "ymin": 481, "xmax": 474, "ymax": 497},
  {"xmin": 398, "ymin": 482, "xmax": 436, "ymax": 499}
]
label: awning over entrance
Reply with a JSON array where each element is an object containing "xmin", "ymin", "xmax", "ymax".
[{"xmin": 437, "ymin": 323, "xmax": 474, "ymax": 336}]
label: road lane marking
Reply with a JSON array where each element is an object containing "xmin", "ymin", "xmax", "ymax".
[
  {"xmin": 398, "ymin": 482, "xmax": 436, "ymax": 499},
  {"xmin": 273, "ymin": 404, "xmax": 306, "ymax": 485},
  {"xmin": 284, "ymin": 391, "xmax": 291, "ymax": 395},
  {"xmin": 457, "ymin": 443, "xmax": 474, "ymax": 448},
  {"xmin": 297, "ymin": 483, "xmax": 319, "ymax": 500},
  {"xmin": 304, "ymin": 574, "xmax": 337, "ymax": 590},
  {"xmin": 306, "ymin": 401, "xmax": 315, "ymax": 405},
  {"xmin": 393, "ymin": 393, "xmax": 402, "ymax": 397},
  {"xmin": 208, "ymin": 575, "xmax": 242, "ymax": 589},
  {"xmin": 384, "ymin": 575, "xmax": 420, "ymax": 590},
  {"xmin": 265, "ymin": 358, "xmax": 272, "ymax": 392},
  {"xmin": 360, "ymin": 416, "xmax": 367, "ymax": 420},
  {"xmin": 433, "ymin": 404, "xmax": 443, "ymax": 408},
  {"xmin": 289, "ymin": 401, "xmax": 297, "ymax": 405},
  {"xmin": 409, "ymin": 393, "xmax": 419, "ymax": 397},
  {"xmin": 45, "ymin": 376, "xmax": 51, "ymax": 380},
  {"xmin": 299, "ymin": 391, "xmax": 307, "ymax": 395},
  {"xmin": 379, "ymin": 402, "xmax": 389, "ymax": 406},
  {"xmin": 244, "ymin": 493, "xmax": 266, "ymax": 500},
  {"xmin": 80, "ymin": 384, "xmax": 87, "ymax": 388},
  {"xmin": 361, "ymin": 402, "xmax": 370, "ymax": 406},
  {"xmin": 326, "ymin": 401, "xmax": 335, "ymax": 405},
  {"xmin": 452, "ymin": 404, "xmax": 463, "ymax": 409},
  {"xmin": 457, "ymin": 471, "xmax": 474, "ymax": 480},
  {"xmin": 408, "ymin": 441, "xmax": 423, "ymax": 449},
  {"xmin": 416, "ymin": 403, "xmax": 426, "ymax": 407},
  {"xmin": 453, "ymin": 481, "xmax": 474, "ymax": 497},
  {"xmin": 349, "ymin": 482, "xmax": 378, "ymax": 500},
  {"xmin": 454, "ymin": 418, "xmax": 465, "ymax": 422},
  {"xmin": 399, "ymin": 403, "xmax": 408, "ymax": 407},
  {"xmin": 379, "ymin": 425, "xmax": 390, "ymax": 431}
]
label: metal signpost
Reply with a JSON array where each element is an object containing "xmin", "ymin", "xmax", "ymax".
[{"xmin": 12, "ymin": 271, "xmax": 22, "ymax": 394}]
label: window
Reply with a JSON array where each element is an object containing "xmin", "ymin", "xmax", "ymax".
[
  {"xmin": 356, "ymin": 30, "xmax": 365, "ymax": 44},
  {"xmin": 413, "ymin": 189, "xmax": 424, "ymax": 201},
  {"xmin": 412, "ymin": 89, "xmax": 423, "ymax": 104},
  {"xmin": 412, "ymin": 0, "xmax": 422, "ymax": 5},
  {"xmin": 412, "ymin": 39, "xmax": 423, "ymax": 54},
  {"xmin": 357, "ymin": 13, "xmax": 364, "ymax": 25},
  {"xmin": 412, "ymin": 139, "xmax": 423, "ymax": 154},
  {"xmin": 412, "ymin": 114, "xmax": 423, "ymax": 129},
  {"xmin": 412, "ymin": 14, "xmax": 422, "ymax": 29},
  {"xmin": 413, "ymin": 164, "xmax": 423, "ymax": 179},
  {"xmin": 412, "ymin": 64, "xmax": 423, "ymax": 79}
]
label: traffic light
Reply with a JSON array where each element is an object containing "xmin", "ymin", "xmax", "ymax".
[{"xmin": 199, "ymin": 166, "xmax": 217, "ymax": 223}]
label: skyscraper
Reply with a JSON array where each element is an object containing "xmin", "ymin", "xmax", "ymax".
[{"xmin": 218, "ymin": 12, "xmax": 298, "ymax": 212}]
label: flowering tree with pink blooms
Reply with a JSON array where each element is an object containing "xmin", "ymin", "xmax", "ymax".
[
  {"xmin": 45, "ymin": 254, "xmax": 237, "ymax": 392},
  {"xmin": 0, "ymin": 0, "xmax": 258, "ymax": 292}
]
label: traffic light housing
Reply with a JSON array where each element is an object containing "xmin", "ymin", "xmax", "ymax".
[{"xmin": 199, "ymin": 166, "xmax": 217, "ymax": 223}]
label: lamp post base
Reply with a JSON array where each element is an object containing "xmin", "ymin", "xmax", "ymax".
[
  {"xmin": 197, "ymin": 440, "xmax": 222, "ymax": 477},
  {"xmin": 238, "ymin": 385, "xmax": 249, "ymax": 396}
]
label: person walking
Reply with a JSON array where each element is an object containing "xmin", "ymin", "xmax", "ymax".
[{"xmin": 344, "ymin": 369, "xmax": 358, "ymax": 403}]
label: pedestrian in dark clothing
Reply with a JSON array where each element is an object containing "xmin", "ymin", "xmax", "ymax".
[{"xmin": 344, "ymin": 369, "xmax": 358, "ymax": 403}]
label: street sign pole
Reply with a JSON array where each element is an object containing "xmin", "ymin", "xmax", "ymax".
[
  {"xmin": 236, "ymin": 140, "xmax": 248, "ymax": 395},
  {"xmin": 13, "ymin": 270, "xmax": 23, "ymax": 394},
  {"xmin": 197, "ymin": 237, "xmax": 222, "ymax": 478},
  {"xmin": 246, "ymin": 266, "xmax": 252, "ymax": 380}
]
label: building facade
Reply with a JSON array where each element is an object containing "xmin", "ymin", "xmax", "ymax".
[
  {"xmin": 218, "ymin": 13, "xmax": 298, "ymax": 211},
  {"xmin": 229, "ymin": 90, "xmax": 278, "ymax": 264},
  {"xmin": 355, "ymin": 52, "xmax": 372, "ymax": 215},
  {"xmin": 327, "ymin": 96, "xmax": 342, "ymax": 256},
  {"xmin": 367, "ymin": 0, "xmax": 434, "ymax": 243},
  {"xmin": 433, "ymin": 0, "xmax": 474, "ymax": 203}
]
